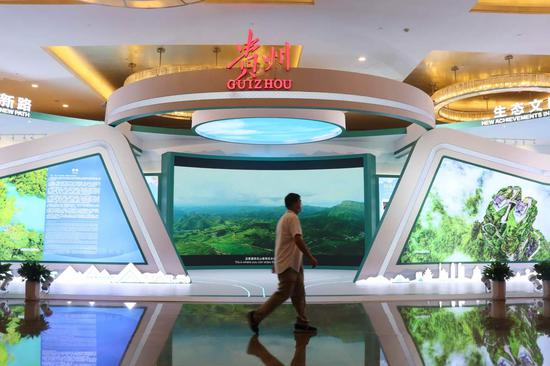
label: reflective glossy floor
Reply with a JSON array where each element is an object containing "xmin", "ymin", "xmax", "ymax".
[{"xmin": 1, "ymin": 299, "xmax": 549, "ymax": 365}]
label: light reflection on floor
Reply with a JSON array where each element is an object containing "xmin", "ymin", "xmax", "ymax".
[
  {"xmin": 164, "ymin": 303, "xmax": 383, "ymax": 366},
  {"xmin": 0, "ymin": 299, "xmax": 549, "ymax": 365}
]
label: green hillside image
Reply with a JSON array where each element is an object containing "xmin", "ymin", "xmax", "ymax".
[
  {"xmin": 173, "ymin": 200, "xmax": 365, "ymax": 257},
  {"xmin": 400, "ymin": 157, "xmax": 550, "ymax": 264},
  {"xmin": 401, "ymin": 184, "xmax": 550, "ymax": 263},
  {"xmin": 0, "ymin": 169, "xmax": 47, "ymax": 261}
]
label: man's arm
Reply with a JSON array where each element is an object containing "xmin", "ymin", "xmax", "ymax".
[{"xmin": 294, "ymin": 234, "xmax": 318, "ymax": 268}]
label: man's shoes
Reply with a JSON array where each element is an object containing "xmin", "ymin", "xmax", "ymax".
[
  {"xmin": 247, "ymin": 311, "xmax": 259, "ymax": 334},
  {"xmin": 294, "ymin": 323, "xmax": 317, "ymax": 334}
]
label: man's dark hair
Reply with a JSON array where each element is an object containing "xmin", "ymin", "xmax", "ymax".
[{"xmin": 285, "ymin": 193, "xmax": 301, "ymax": 209}]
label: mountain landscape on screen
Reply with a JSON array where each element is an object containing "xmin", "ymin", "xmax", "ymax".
[{"xmin": 173, "ymin": 201, "xmax": 365, "ymax": 257}]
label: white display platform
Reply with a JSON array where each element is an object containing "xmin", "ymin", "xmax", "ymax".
[{"xmin": 0, "ymin": 269, "xmax": 543, "ymax": 302}]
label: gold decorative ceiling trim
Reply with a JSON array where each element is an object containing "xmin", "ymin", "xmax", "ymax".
[
  {"xmin": 163, "ymin": 111, "xmax": 193, "ymax": 120},
  {"xmin": 46, "ymin": 46, "xmax": 116, "ymax": 100},
  {"xmin": 432, "ymin": 73, "xmax": 550, "ymax": 121},
  {"xmin": 471, "ymin": 0, "xmax": 550, "ymax": 14},
  {"xmin": 125, "ymin": 64, "xmax": 219, "ymax": 85},
  {"xmin": 126, "ymin": 65, "xmax": 215, "ymax": 120},
  {"xmin": 404, "ymin": 51, "xmax": 550, "ymax": 123},
  {"xmin": 437, "ymin": 108, "xmax": 493, "ymax": 122}
]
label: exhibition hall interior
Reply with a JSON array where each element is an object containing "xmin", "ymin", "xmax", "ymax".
[{"xmin": 3, "ymin": 1, "xmax": 550, "ymax": 365}]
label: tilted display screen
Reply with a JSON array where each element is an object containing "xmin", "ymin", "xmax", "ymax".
[
  {"xmin": 172, "ymin": 156, "xmax": 367, "ymax": 266},
  {"xmin": 0, "ymin": 154, "xmax": 144, "ymax": 263},
  {"xmin": 399, "ymin": 157, "xmax": 550, "ymax": 264}
]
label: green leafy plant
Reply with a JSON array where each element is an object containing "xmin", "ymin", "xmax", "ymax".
[
  {"xmin": 534, "ymin": 260, "xmax": 550, "ymax": 281},
  {"xmin": 17, "ymin": 261, "xmax": 50, "ymax": 283},
  {"xmin": 0, "ymin": 263, "xmax": 12, "ymax": 281},
  {"xmin": 482, "ymin": 261, "xmax": 514, "ymax": 281},
  {"xmin": 0, "ymin": 314, "xmax": 10, "ymax": 334}
]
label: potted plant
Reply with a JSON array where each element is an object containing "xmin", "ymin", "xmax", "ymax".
[
  {"xmin": 17, "ymin": 261, "xmax": 51, "ymax": 301},
  {"xmin": 482, "ymin": 261, "xmax": 514, "ymax": 300},
  {"xmin": 0, "ymin": 263, "xmax": 13, "ymax": 291},
  {"xmin": 534, "ymin": 260, "xmax": 550, "ymax": 299}
]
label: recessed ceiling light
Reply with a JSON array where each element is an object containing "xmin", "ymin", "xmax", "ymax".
[
  {"xmin": 31, "ymin": 84, "xmax": 39, "ymax": 88},
  {"xmin": 62, "ymin": 104, "xmax": 69, "ymax": 108},
  {"xmin": 358, "ymin": 56, "xmax": 367, "ymax": 62}
]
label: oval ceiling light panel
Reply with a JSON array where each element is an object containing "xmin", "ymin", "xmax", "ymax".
[
  {"xmin": 194, "ymin": 117, "xmax": 343, "ymax": 145},
  {"xmin": 192, "ymin": 109, "xmax": 346, "ymax": 145}
]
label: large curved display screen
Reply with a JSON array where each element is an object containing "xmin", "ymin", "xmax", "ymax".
[
  {"xmin": 0, "ymin": 154, "xmax": 144, "ymax": 263},
  {"xmin": 171, "ymin": 156, "xmax": 366, "ymax": 266},
  {"xmin": 400, "ymin": 157, "xmax": 550, "ymax": 264}
]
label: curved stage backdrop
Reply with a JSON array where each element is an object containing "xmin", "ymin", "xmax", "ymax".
[{"xmin": 160, "ymin": 154, "xmax": 377, "ymax": 267}]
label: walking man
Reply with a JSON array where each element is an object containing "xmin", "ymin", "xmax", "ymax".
[{"xmin": 247, "ymin": 193, "xmax": 318, "ymax": 334}]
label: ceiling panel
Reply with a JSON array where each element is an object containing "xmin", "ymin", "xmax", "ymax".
[
  {"xmin": 471, "ymin": 0, "xmax": 550, "ymax": 14},
  {"xmin": 405, "ymin": 50, "xmax": 550, "ymax": 122},
  {"xmin": 405, "ymin": 50, "xmax": 550, "ymax": 95},
  {"xmin": 2, "ymin": 0, "xmax": 550, "ymax": 123}
]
